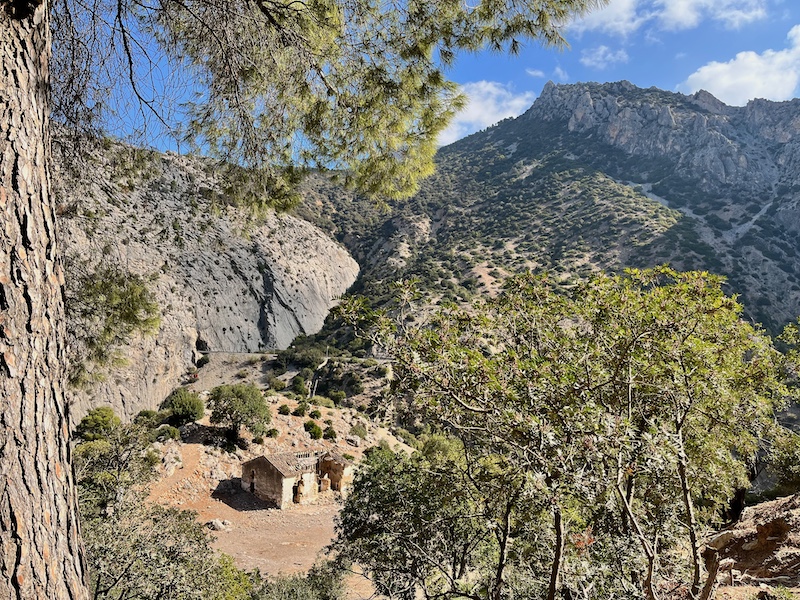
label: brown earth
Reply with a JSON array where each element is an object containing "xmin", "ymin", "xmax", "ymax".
[{"xmin": 148, "ymin": 352, "xmax": 404, "ymax": 597}]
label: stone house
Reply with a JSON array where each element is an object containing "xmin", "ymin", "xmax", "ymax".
[{"xmin": 241, "ymin": 451, "xmax": 354, "ymax": 509}]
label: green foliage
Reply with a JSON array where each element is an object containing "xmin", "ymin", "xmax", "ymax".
[
  {"xmin": 277, "ymin": 344, "xmax": 325, "ymax": 370},
  {"xmin": 309, "ymin": 409, "xmax": 322, "ymax": 420},
  {"xmin": 304, "ymin": 420, "xmax": 323, "ymax": 440},
  {"xmin": 349, "ymin": 423, "xmax": 368, "ymax": 439},
  {"xmin": 310, "ymin": 395, "xmax": 335, "ymax": 408},
  {"xmin": 278, "ymin": 404, "xmax": 291, "ymax": 416},
  {"xmin": 152, "ymin": 424, "xmax": 181, "ymax": 442},
  {"xmin": 292, "ymin": 402, "xmax": 308, "ymax": 417},
  {"xmin": 338, "ymin": 268, "xmax": 800, "ymax": 600},
  {"xmin": 163, "ymin": 387, "xmax": 204, "ymax": 425},
  {"xmin": 335, "ymin": 440, "xmax": 497, "ymax": 599},
  {"xmin": 208, "ymin": 383, "xmax": 271, "ymax": 440},
  {"xmin": 265, "ymin": 428, "xmax": 279, "ymax": 438},
  {"xmin": 75, "ymin": 411, "xmax": 255, "ymax": 600},
  {"xmin": 251, "ymin": 561, "xmax": 344, "ymax": 600},
  {"xmin": 292, "ymin": 375, "xmax": 309, "ymax": 395},
  {"xmin": 75, "ymin": 406, "xmax": 122, "ymax": 441},
  {"xmin": 65, "ymin": 257, "xmax": 160, "ymax": 387},
  {"xmin": 134, "ymin": 409, "xmax": 164, "ymax": 429},
  {"xmin": 83, "ymin": 498, "xmax": 252, "ymax": 600},
  {"xmin": 323, "ymin": 426, "xmax": 337, "ymax": 441},
  {"xmin": 73, "ymin": 419, "xmax": 159, "ymax": 517},
  {"xmin": 267, "ymin": 375, "xmax": 286, "ymax": 391},
  {"xmin": 197, "ymin": 354, "xmax": 210, "ymax": 368}
]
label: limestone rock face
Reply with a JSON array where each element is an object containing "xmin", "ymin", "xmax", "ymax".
[
  {"xmin": 59, "ymin": 147, "xmax": 358, "ymax": 421},
  {"xmin": 527, "ymin": 81, "xmax": 800, "ymax": 198}
]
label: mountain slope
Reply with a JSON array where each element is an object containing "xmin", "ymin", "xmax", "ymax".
[{"xmin": 306, "ymin": 81, "xmax": 800, "ymax": 333}]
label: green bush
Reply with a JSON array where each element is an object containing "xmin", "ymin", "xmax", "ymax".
[
  {"xmin": 267, "ymin": 375, "xmax": 286, "ymax": 391},
  {"xmin": 323, "ymin": 426, "xmax": 337, "ymax": 440},
  {"xmin": 291, "ymin": 375, "xmax": 307, "ymax": 395},
  {"xmin": 329, "ymin": 390, "xmax": 346, "ymax": 404},
  {"xmin": 163, "ymin": 388, "xmax": 204, "ymax": 425},
  {"xmin": 310, "ymin": 395, "xmax": 335, "ymax": 408},
  {"xmin": 153, "ymin": 425, "xmax": 181, "ymax": 442},
  {"xmin": 309, "ymin": 409, "xmax": 322, "ymax": 419},
  {"xmin": 292, "ymin": 403, "xmax": 308, "ymax": 417},
  {"xmin": 252, "ymin": 436, "xmax": 264, "ymax": 445},
  {"xmin": 278, "ymin": 404, "xmax": 291, "ymax": 415},
  {"xmin": 349, "ymin": 423, "xmax": 368, "ymax": 439},
  {"xmin": 304, "ymin": 420, "xmax": 323, "ymax": 440},
  {"xmin": 265, "ymin": 428, "xmax": 279, "ymax": 438},
  {"xmin": 134, "ymin": 409, "xmax": 166, "ymax": 429},
  {"xmin": 76, "ymin": 407, "xmax": 121, "ymax": 441},
  {"xmin": 196, "ymin": 354, "xmax": 210, "ymax": 368}
]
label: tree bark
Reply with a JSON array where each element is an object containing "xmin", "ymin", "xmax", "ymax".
[
  {"xmin": 1, "ymin": 2, "xmax": 89, "ymax": 598},
  {"xmin": 546, "ymin": 504, "xmax": 564, "ymax": 600},
  {"xmin": 676, "ymin": 429, "xmax": 701, "ymax": 598}
]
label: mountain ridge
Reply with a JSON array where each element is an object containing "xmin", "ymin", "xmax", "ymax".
[{"xmin": 304, "ymin": 80, "xmax": 800, "ymax": 334}]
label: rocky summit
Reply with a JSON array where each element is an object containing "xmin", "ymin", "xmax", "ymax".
[{"xmin": 311, "ymin": 81, "xmax": 800, "ymax": 334}]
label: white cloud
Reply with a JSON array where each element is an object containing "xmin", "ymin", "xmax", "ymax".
[
  {"xmin": 677, "ymin": 25, "xmax": 800, "ymax": 105},
  {"xmin": 654, "ymin": 0, "xmax": 766, "ymax": 30},
  {"xmin": 526, "ymin": 68, "xmax": 546, "ymax": 78},
  {"xmin": 579, "ymin": 46, "xmax": 630, "ymax": 69},
  {"xmin": 439, "ymin": 82, "xmax": 537, "ymax": 146},
  {"xmin": 553, "ymin": 66, "xmax": 570, "ymax": 82},
  {"xmin": 569, "ymin": 0, "xmax": 649, "ymax": 36},
  {"xmin": 570, "ymin": 0, "xmax": 768, "ymax": 36}
]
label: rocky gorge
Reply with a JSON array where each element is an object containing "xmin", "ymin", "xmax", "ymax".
[{"xmin": 58, "ymin": 144, "xmax": 358, "ymax": 420}]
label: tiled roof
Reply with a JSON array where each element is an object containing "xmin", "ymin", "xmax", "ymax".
[
  {"xmin": 243, "ymin": 451, "xmax": 351, "ymax": 478},
  {"xmin": 244, "ymin": 451, "xmax": 319, "ymax": 478}
]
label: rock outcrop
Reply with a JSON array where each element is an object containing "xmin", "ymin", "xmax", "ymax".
[
  {"xmin": 59, "ymin": 146, "xmax": 358, "ymax": 420},
  {"xmin": 525, "ymin": 80, "xmax": 800, "ymax": 197},
  {"xmin": 705, "ymin": 494, "xmax": 800, "ymax": 588}
]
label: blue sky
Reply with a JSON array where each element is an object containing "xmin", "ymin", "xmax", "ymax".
[{"xmin": 439, "ymin": 0, "xmax": 800, "ymax": 144}]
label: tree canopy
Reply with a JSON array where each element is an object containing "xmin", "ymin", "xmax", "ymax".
[
  {"xmin": 335, "ymin": 268, "xmax": 800, "ymax": 600},
  {"xmin": 50, "ymin": 0, "xmax": 606, "ymax": 199},
  {"xmin": 208, "ymin": 383, "xmax": 272, "ymax": 441}
]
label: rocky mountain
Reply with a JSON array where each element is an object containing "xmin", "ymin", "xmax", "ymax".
[
  {"xmin": 58, "ymin": 144, "xmax": 358, "ymax": 420},
  {"xmin": 304, "ymin": 81, "xmax": 800, "ymax": 333},
  {"xmin": 63, "ymin": 81, "xmax": 800, "ymax": 418}
]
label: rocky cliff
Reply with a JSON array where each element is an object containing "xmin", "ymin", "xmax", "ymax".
[
  {"xmin": 526, "ymin": 80, "xmax": 800, "ymax": 200},
  {"xmin": 58, "ymin": 145, "xmax": 358, "ymax": 420}
]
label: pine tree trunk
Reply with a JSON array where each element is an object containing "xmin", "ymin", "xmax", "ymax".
[{"xmin": 0, "ymin": 2, "xmax": 89, "ymax": 597}]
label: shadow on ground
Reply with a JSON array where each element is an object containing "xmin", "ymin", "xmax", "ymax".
[{"xmin": 211, "ymin": 478, "xmax": 277, "ymax": 511}]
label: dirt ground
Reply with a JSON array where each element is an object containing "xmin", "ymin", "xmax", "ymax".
[
  {"xmin": 148, "ymin": 439, "xmax": 339, "ymax": 573},
  {"xmin": 148, "ymin": 352, "xmax": 402, "ymax": 596}
]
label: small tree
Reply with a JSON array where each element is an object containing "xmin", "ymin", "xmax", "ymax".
[
  {"xmin": 208, "ymin": 384, "xmax": 271, "ymax": 441},
  {"xmin": 75, "ymin": 406, "xmax": 122, "ymax": 441},
  {"xmin": 304, "ymin": 420, "xmax": 323, "ymax": 440},
  {"xmin": 163, "ymin": 387, "xmax": 204, "ymax": 425}
]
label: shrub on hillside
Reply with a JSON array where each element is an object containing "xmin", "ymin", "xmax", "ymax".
[
  {"xmin": 304, "ymin": 420, "xmax": 323, "ymax": 440},
  {"xmin": 162, "ymin": 388, "xmax": 204, "ymax": 425}
]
